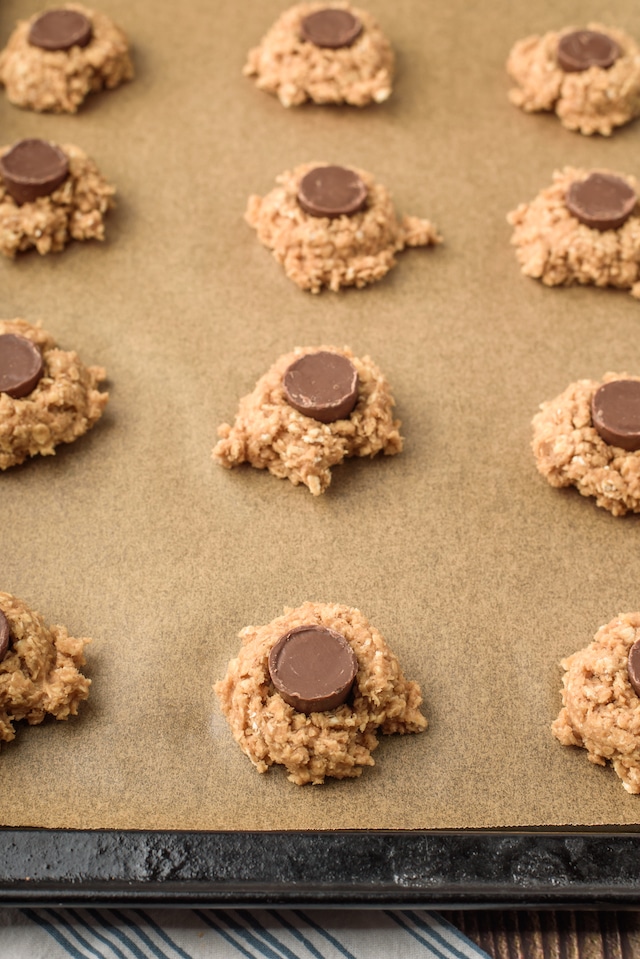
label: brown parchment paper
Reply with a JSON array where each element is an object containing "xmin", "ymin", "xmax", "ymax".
[{"xmin": 2, "ymin": 0, "xmax": 640, "ymax": 831}]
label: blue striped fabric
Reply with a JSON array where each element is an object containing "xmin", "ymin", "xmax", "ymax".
[{"xmin": 0, "ymin": 908, "xmax": 492, "ymax": 959}]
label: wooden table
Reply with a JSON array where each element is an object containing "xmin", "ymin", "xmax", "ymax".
[{"xmin": 445, "ymin": 911, "xmax": 640, "ymax": 959}]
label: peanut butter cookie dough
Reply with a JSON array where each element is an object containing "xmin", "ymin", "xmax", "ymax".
[
  {"xmin": 552, "ymin": 613, "xmax": 640, "ymax": 794},
  {"xmin": 214, "ymin": 602, "xmax": 427, "ymax": 785},
  {"xmin": 0, "ymin": 4, "xmax": 133, "ymax": 114},
  {"xmin": 213, "ymin": 345, "xmax": 402, "ymax": 495},
  {"xmin": 0, "ymin": 318, "xmax": 108, "ymax": 470},
  {"xmin": 0, "ymin": 591, "xmax": 91, "ymax": 745},
  {"xmin": 507, "ymin": 24, "xmax": 640, "ymax": 135},
  {"xmin": 246, "ymin": 162, "xmax": 440, "ymax": 292},
  {"xmin": 244, "ymin": 2, "xmax": 393, "ymax": 107},
  {"xmin": 0, "ymin": 138, "xmax": 115, "ymax": 258},
  {"xmin": 508, "ymin": 168, "xmax": 640, "ymax": 299},
  {"xmin": 531, "ymin": 373, "xmax": 640, "ymax": 516}
]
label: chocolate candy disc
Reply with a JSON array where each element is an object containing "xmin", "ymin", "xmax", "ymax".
[
  {"xmin": 268, "ymin": 625, "xmax": 359, "ymax": 714},
  {"xmin": 591, "ymin": 380, "xmax": 640, "ymax": 452},
  {"xmin": 0, "ymin": 334, "xmax": 45, "ymax": 399},
  {"xmin": 0, "ymin": 611, "xmax": 10, "ymax": 662},
  {"xmin": 283, "ymin": 351, "xmax": 359, "ymax": 423},
  {"xmin": 628, "ymin": 639, "xmax": 640, "ymax": 697},
  {"xmin": 0, "ymin": 139, "xmax": 69, "ymax": 206},
  {"xmin": 565, "ymin": 173, "xmax": 636, "ymax": 232},
  {"xmin": 297, "ymin": 165, "xmax": 368, "ymax": 218},
  {"xmin": 557, "ymin": 30, "xmax": 620, "ymax": 72},
  {"xmin": 28, "ymin": 9, "xmax": 93, "ymax": 51},
  {"xmin": 300, "ymin": 8, "xmax": 363, "ymax": 48}
]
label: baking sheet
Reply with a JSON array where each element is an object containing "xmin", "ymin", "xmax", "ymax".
[
  {"xmin": 2, "ymin": 0, "xmax": 640, "ymax": 831},
  {"xmin": 3, "ymin": 831, "xmax": 640, "ymax": 908}
]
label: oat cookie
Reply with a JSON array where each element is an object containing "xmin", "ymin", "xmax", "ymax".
[
  {"xmin": 0, "ymin": 318, "xmax": 108, "ymax": 469},
  {"xmin": 213, "ymin": 345, "xmax": 402, "ymax": 495},
  {"xmin": 552, "ymin": 613, "xmax": 640, "ymax": 793},
  {"xmin": 244, "ymin": 2, "xmax": 393, "ymax": 107},
  {"xmin": 507, "ymin": 23, "xmax": 640, "ymax": 135},
  {"xmin": 531, "ymin": 372, "xmax": 640, "ymax": 516},
  {"xmin": 0, "ymin": 139, "xmax": 115, "ymax": 258},
  {"xmin": 508, "ymin": 168, "xmax": 640, "ymax": 299},
  {"xmin": 0, "ymin": 591, "xmax": 91, "ymax": 744},
  {"xmin": 0, "ymin": 4, "xmax": 133, "ymax": 113},
  {"xmin": 214, "ymin": 602, "xmax": 427, "ymax": 785},
  {"xmin": 246, "ymin": 162, "xmax": 440, "ymax": 292}
]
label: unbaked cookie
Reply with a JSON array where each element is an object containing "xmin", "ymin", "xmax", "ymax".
[
  {"xmin": 0, "ymin": 138, "xmax": 115, "ymax": 258},
  {"xmin": 508, "ymin": 167, "xmax": 640, "ymax": 299},
  {"xmin": 244, "ymin": 2, "xmax": 393, "ymax": 107},
  {"xmin": 552, "ymin": 613, "xmax": 640, "ymax": 793},
  {"xmin": 246, "ymin": 162, "xmax": 440, "ymax": 292},
  {"xmin": 214, "ymin": 601, "xmax": 427, "ymax": 785},
  {"xmin": 213, "ymin": 345, "xmax": 402, "ymax": 495},
  {"xmin": 0, "ymin": 4, "xmax": 133, "ymax": 113},
  {"xmin": 531, "ymin": 373, "xmax": 640, "ymax": 516},
  {"xmin": 507, "ymin": 23, "xmax": 640, "ymax": 135},
  {"xmin": 0, "ymin": 591, "xmax": 91, "ymax": 744},
  {"xmin": 0, "ymin": 318, "xmax": 108, "ymax": 469}
]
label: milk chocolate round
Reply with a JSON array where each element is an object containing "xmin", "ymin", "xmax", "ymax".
[
  {"xmin": 28, "ymin": 9, "xmax": 93, "ymax": 51},
  {"xmin": 300, "ymin": 8, "xmax": 363, "ymax": 48},
  {"xmin": 0, "ymin": 334, "xmax": 45, "ymax": 399},
  {"xmin": 628, "ymin": 639, "xmax": 640, "ymax": 697},
  {"xmin": 268, "ymin": 625, "xmax": 358, "ymax": 714},
  {"xmin": 557, "ymin": 30, "xmax": 620, "ymax": 72},
  {"xmin": 591, "ymin": 380, "xmax": 640, "ymax": 451},
  {"xmin": 297, "ymin": 165, "xmax": 367, "ymax": 218},
  {"xmin": 0, "ymin": 139, "xmax": 69, "ymax": 206},
  {"xmin": 565, "ymin": 173, "xmax": 636, "ymax": 231},
  {"xmin": 283, "ymin": 351, "xmax": 359, "ymax": 423},
  {"xmin": 0, "ymin": 612, "xmax": 10, "ymax": 662}
]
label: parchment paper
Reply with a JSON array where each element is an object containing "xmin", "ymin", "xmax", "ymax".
[{"xmin": 2, "ymin": 0, "xmax": 640, "ymax": 830}]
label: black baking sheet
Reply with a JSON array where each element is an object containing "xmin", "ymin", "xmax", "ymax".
[
  {"xmin": 4, "ymin": 0, "xmax": 640, "ymax": 905},
  {"xmin": 0, "ymin": 830, "xmax": 640, "ymax": 908}
]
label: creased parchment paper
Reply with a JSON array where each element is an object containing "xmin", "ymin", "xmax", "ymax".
[{"xmin": 2, "ymin": 0, "xmax": 640, "ymax": 829}]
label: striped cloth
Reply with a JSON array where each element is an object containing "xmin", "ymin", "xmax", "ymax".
[{"xmin": 0, "ymin": 908, "xmax": 492, "ymax": 959}]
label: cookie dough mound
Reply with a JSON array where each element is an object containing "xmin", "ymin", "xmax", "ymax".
[
  {"xmin": 552, "ymin": 613, "xmax": 640, "ymax": 793},
  {"xmin": 0, "ymin": 141, "xmax": 115, "ymax": 258},
  {"xmin": 507, "ymin": 23, "xmax": 640, "ymax": 135},
  {"xmin": 0, "ymin": 318, "xmax": 108, "ymax": 469},
  {"xmin": 246, "ymin": 162, "xmax": 440, "ymax": 292},
  {"xmin": 215, "ymin": 602, "xmax": 427, "ymax": 785},
  {"xmin": 213, "ymin": 345, "xmax": 402, "ymax": 495},
  {"xmin": 244, "ymin": 2, "xmax": 393, "ymax": 107},
  {"xmin": 508, "ymin": 167, "xmax": 640, "ymax": 298},
  {"xmin": 0, "ymin": 591, "xmax": 91, "ymax": 744},
  {"xmin": 531, "ymin": 372, "xmax": 640, "ymax": 516},
  {"xmin": 0, "ymin": 4, "xmax": 133, "ymax": 114}
]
